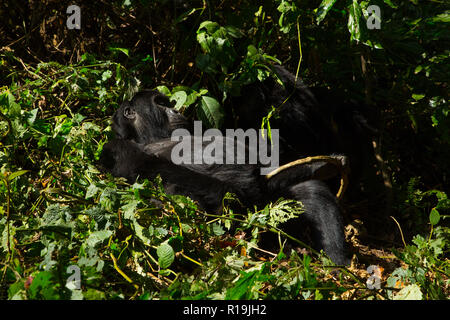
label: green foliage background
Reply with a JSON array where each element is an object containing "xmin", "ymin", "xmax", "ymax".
[{"xmin": 0, "ymin": 0, "xmax": 448, "ymax": 300}]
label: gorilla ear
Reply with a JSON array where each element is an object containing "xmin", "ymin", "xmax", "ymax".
[{"xmin": 123, "ymin": 107, "xmax": 136, "ymax": 119}]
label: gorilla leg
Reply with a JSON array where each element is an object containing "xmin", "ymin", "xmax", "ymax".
[{"xmin": 280, "ymin": 180, "xmax": 350, "ymax": 265}]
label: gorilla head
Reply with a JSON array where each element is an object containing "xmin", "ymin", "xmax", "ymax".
[{"xmin": 112, "ymin": 90, "xmax": 190, "ymax": 144}]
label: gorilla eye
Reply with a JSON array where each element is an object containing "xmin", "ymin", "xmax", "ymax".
[{"xmin": 123, "ymin": 107, "xmax": 136, "ymax": 119}]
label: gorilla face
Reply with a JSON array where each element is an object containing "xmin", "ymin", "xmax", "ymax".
[{"xmin": 112, "ymin": 90, "xmax": 190, "ymax": 144}]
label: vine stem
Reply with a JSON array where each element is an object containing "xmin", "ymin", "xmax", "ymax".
[
  {"xmin": 110, "ymin": 252, "xmax": 139, "ymax": 291},
  {"xmin": 5, "ymin": 178, "xmax": 11, "ymax": 257}
]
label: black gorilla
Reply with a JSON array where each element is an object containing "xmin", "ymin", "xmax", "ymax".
[
  {"xmin": 229, "ymin": 65, "xmax": 377, "ymax": 185},
  {"xmin": 112, "ymin": 91, "xmax": 191, "ymax": 144},
  {"xmin": 101, "ymin": 90, "xmax": 351, "ymax": 265}
]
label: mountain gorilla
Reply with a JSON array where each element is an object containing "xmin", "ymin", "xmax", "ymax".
[
  {"xmin": 229, "ymin": 65, "xmax": 377, "ymax": 190},
  {"xmin": 101, "ymin": 67, "xmax": 355, "ymax": 265}
]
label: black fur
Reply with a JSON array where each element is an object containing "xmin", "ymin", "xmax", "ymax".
[
  {"xmin": 101, "ymin": 138, "xmax": 350, "ymax": 265},
  {"xmin": 112, "ymin": 90, "xmax": 190, "ymax": 144},
  {"xmin": 101, "ymin": 73, "xmax": 353, "ymax": 265},
  {"xmin": 230, "ymin": 65, "xmax": 378, "ymax": 191}
]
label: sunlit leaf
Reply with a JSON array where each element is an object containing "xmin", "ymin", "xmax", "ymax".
[{"xmin": 316, "ymin": 0, "xmax": 338, "ymax": 24}]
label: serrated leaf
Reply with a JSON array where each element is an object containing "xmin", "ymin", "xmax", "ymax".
[
  {"xmin": 212, "ymin": 223, "xmax": 225, "ymax": 236},
  {"xmin": 85, "ymin": 184, "xmax": 99, "ymax": 199},
  {"xmin": 394, "ymin": 284, "xmax": 423, "ymax": 300},
  {"xmin": 28, "ymin": 271, "xmax": 60, "ymax": 300},
  {"xmin": 157, "ymin": 242, "xmax": 175, "ymax": 269},
  {"xmin": 121, "ymin": 200, "xmax": 139, "ymax": 220},
  {"xmin": 99, "ymin": 188, "xmax": 118, "ymax": 212},
  {"xmin": 225, "ymin": 270, "xmax": 259, "ymax": 300},
  {"xmin": 86, "ymin": 230, "xmax": 112, "ymax": 248},
  {"xmin": 132, "ymin": 219, "xmax": 152, "ymax": 245},
  {"xmin": 25, "ymin": 108, "xmax": 38, "ymax": 125}
]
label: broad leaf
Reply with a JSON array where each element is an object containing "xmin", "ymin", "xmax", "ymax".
[
  {"xmin": 157, "ymin": 242, "xmax": 175, "ymax": 269},
  {"xmin": 316, "ymin": 0, "xmax": 338, "ymax": 24},
  {"xmin": 170, "ymin": 91, "xmax": 187, "ymax": 110},
  {"xmin": 197, "ymin": 96, "xmax": 224, "ymax": 128},
  {"xmin": 394, "ymin": 284, "xmax": 423, "ymax": 300}
]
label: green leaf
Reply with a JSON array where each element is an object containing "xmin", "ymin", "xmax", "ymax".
[
  {"xmin": 156, "ymin": 85, "xmax": 171, "ymax": 96},
  {"xmin": 141, "ymin": 54, "xmax": 153, "ymax": 62},
  {"xmin": 99, "ymin": 188, "xmax": 119, "ymax": 212},
  {"xmin": 247, "ymin": 44, "xmax": 258, "ymax": 57},
  {"xmin": 412, "ymin": 94, "xmax": 425, "ymax": 101},
  {"xmin": 316, "ymin": 0, "xmax": 338, "ymax": 24},
  {"xmin": 83, "ymin": 288, "xmax": 106, "ymax": 300},
  {"xmin": 7, "ymin": 92, "xmax": 21, "ymax": 118},
  {"xmin": 347, "ymin": 0, "xmax": 366, "ymax": 42},
  {"xmin": 7, "ymin": 170, "xmax": 30, "ymax": 182},
  {"xmin": 225, "ymin": 270, "xmax": 259, "ymax": 299},
  {"xmin": 277, "ymin": 1, "xmax": 293, "ymax": 14},
  {"xmin": 197, "ymin": 96, "xmax": 224, "ymax": 128},
  {"xmin": 121, "ymin": 199, "xmax": 138, "ymax": 220},
  {"xmin": 383, "ymin": 0, "xmax": 397, "ymax": 8},
  {"xmin": 85, "ymin": 184, "xmax": 99, "ymax": 199},
  {"xmin": 170, "ymin": 91, "xmax": 187, "ymax": 110},
  {"xmin": 101, "ymin": 70, "xmax": 112, "ymax": 82},
  {"xmin": 86, "ymin": 230, "xmax": 112, "ymax": 248},
  {"xmin": 198, "ymin": 21, "xmax": 220, "ymax": 34},
  {"xmin": 28, "ymin": 271, "xmax": 61, "ymax": 299},
  {"xmin": 132, "ymin": 219, "xmax": 152, "ymax": 245},
  {"xmin": 157, "ymin": 242, "xmax": 175, "ymax": 269},
  {"xmin": 414, "ymin": 65, "xmax": 423, "ymax": 74},
  {"xmin": 430, "ymin": 12, "xmax": 450, "ymax": 23},
  {"xmin": 224, "ymin": 25, "xmax": 244, "ymax": 38},
  {"xmin": 196, "ymin": 54, "xmax": 217, "ymax": 74},
  {"xmin": 429, "ymin": 208, "xmax": 440, "ymax": 226},
  {"xmin": 212, "ymin": 223, "xmax": 225, "ymax": 236},
  {"xmin": 25, "ymin": 109, "xmax": 38, "ymax": 125},
  {"xmin": 394, "ymin": 284, "xmax": 423, "ymax": 300},
  {"xmin": 175, "ymin": 8, "xmax": 201, "ymax": 24},
  {"xmin": 8, "ymin": 281, "xmax": 25, "ymax": 300},
  {"xmin": 109, "ymin": 47, "xmax": 129, "ymax": 57}
]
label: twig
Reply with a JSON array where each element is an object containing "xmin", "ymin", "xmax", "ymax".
[
  {"xmin": 390, "ymin": 216, "xmax": 407, "ymax": 247},
  {"xmin": 266, "ymin": 155, "xmax": 349, "ymax": 200}
]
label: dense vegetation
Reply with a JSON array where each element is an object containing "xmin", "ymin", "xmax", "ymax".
[{"xmin": 0, "ymin": 0, "xmax": 448, "ymax": 300}]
